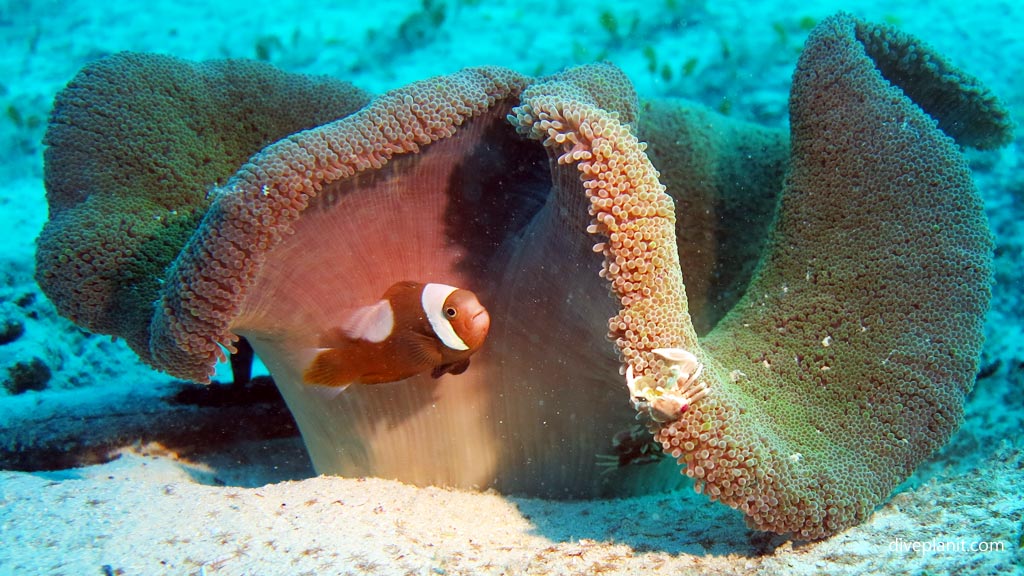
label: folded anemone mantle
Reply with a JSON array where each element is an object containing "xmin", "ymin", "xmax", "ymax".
[
  {"xmin": 511, "ymin": 13, "xmax": 1009, "ymax": 539},
  {"xmin": 36, "ymin": 13, "xmax": 1010, "ymax": 540}
]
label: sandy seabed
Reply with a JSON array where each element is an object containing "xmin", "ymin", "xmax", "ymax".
[{"xmin": 1, "ymin": 444, "xmax": 1021, "ymax": 575}]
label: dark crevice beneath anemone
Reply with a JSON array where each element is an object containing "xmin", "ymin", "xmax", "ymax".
[
  {"xmin": 228, "ymin": 336, "xmax": 255, "ymax": 387},
  {"xmin": 1, "ymin": 377, "xmax": 300, "ymax": 483}
]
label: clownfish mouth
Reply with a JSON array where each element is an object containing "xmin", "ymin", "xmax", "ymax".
[{"xmin": 468, "ymin": 308, "xmax": 491, "ymax": 348}]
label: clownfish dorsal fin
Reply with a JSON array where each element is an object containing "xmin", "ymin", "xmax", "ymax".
[
  {"xmin": 421, "ymin": 283, "xmax": 469, "ymax": 351},
  {"xmin": 341, "ymin": 299, "xmax": 394, "ymax": 343}
]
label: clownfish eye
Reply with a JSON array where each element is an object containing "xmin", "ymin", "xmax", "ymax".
[{"xmin": 445, "ymin": 307, "xmax": 458, "ymax": 318}]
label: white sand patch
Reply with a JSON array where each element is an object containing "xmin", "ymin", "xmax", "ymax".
[{"xmin": 1, "ymin": 444, "xmax": 1020, "ymax": 575}]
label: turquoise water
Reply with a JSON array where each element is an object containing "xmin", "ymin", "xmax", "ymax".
[{"xmin": 1, "ymin": 1, "xmax": 1022, "ymax": 574}]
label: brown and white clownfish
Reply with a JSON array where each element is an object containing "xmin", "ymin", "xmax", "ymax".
[{"xmin": 302, "ymin": 281, "xmax": 490, "ymax": 390}]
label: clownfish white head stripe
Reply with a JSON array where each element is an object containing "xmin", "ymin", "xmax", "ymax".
[{"xmin": 422, "ymin": 283, "xmax": 470, "ymax": 351}]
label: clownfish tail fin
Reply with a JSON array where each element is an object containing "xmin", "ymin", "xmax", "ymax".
[{"xmin": 303, "ymin": 349, "xmax": 355, "ymax": 390}]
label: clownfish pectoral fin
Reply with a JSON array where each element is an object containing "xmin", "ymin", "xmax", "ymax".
[
  {"xmin": 302, "ymin": 348, "xmax": 357, "ymax": 389},
  {"xmin": 431, "ymin": 359, "xmax": 471, "ymax": 379},
  {"xmin": 397, "ymin": 331, "xmax": 444, "ymax": 372}
]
